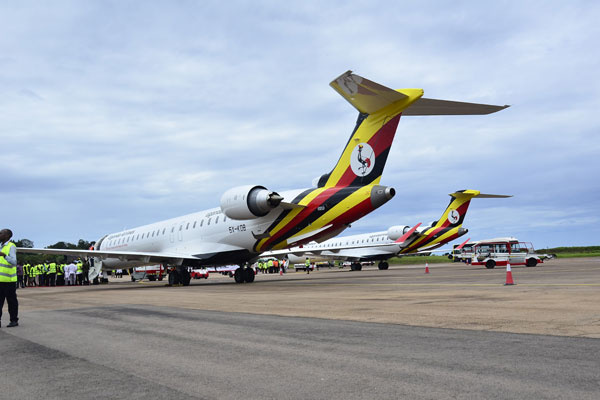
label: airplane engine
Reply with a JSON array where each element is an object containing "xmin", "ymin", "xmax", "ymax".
[
  {"xmin": 386, "ymin": 225, "xmax": 411, "ymax": 241},
  {"xmin": 220, "ymin": 185, "xmax": 284, "ymax": 220}
]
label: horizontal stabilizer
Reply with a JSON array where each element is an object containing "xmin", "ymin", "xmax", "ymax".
[
  {"xmin": 472, "ymin": 193, "xmax": 512, "ymax": 198},
  {"xmin": 330, "ymin": 70, "xmax": 408, "ymax": 114},
  {"xmin": 403, "ymin": 97, "xmax": 509, "ymax": 116},
  {"xmin": 449, "ymin": 191, "xmax": 512, "ymax": 199}
]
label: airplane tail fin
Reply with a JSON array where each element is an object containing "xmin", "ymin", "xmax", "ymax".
[
  {"xmin": 316, "ymin": 71, "xmax": 509, "ymax": 188},
  {"xmin": 430, "ymin": 190, "xmax": 512, "ymax": 229}
]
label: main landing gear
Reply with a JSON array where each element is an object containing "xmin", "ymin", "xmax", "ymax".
[
  {"xmin": 234, "ymin": 266, "xmax": 256, "ymax": 283},
  {"xmin": 350, "ymin": 262, "xmax": 362, "ymax": 271},
  {"xmin": 167, "ymin": 266, "xmax": 191, "ymax": 286},
  {"xmin": 377, "ymin": 261, "xmax": 389, "ymax": 270}
]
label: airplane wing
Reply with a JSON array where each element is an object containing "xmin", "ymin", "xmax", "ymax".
[{"xmin": 17, "ymin": 247, "xmax": 201, "ymax": 264}]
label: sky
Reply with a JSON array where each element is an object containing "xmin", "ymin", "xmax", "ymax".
[{"xmin": 1, "ymin": 0, "xmax": 599, "ymax": 249}]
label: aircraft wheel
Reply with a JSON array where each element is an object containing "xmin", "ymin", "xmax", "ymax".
[
  {"xmin": 382, "ymin": 262, "xmax": 389, "ymax": 270},
  {"xmin": 234, "ymin": 268, "xmax": 244, "ymax": 283},
  {"xmin": 526, "ymin": 258, "xmax": 538, "ymax": 267},
  {"xmin": 243, "ymin": 268, "xmax": 255, "ymax": 283},
  {"xmin": 168, "ymin": 270, "xmax": 179, "ymax": 285},
  {"xmin": 180, "ymin": 269, "xmax": 191, "ymax": 286},
  {"xmin": 485, "ymin": 260, "xmax": 496, "ymax": 269}
]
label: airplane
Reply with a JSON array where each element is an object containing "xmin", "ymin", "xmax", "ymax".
[
  {"xmin": 18, "ymin": 71, "xmax": 508, "ymax": 285},
  {"xmin": 262, "ymin": 190, "xmax": 511, "ymax": 270}
]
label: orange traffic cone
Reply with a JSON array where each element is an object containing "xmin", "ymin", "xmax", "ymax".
[
  {"xmin": 279, "ymin": 268, "xmax": 283, "ymax": 276},
  {"xmin": 425, "ymin": 262, "xmax": 430, "ymax": 274},
  {"xmin": 504, "ymin": 262, "xmax": 515, "ymax": 286}
]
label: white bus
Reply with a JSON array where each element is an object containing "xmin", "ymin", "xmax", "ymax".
[{"xmin": 453, "ymin": 237, "xmax": 550, "ymax": 269}]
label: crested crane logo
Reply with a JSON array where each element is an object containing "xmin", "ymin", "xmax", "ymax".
[
  {"xmin": 448, "ymin": 209, "xmax": 460, "ymax": 224},
  {"xmin": 350, "ymin": 143, "xmax": 375, "ymax": 177}
]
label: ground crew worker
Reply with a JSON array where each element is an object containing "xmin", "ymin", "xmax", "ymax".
[
  {"xmin": 16, "ymin": 264, "xmax": 24, "ymax": 289},
  {"xmin": 22, "ymin": 263, "xmax": 29, "ymax": 287},
  {"xmin": 267, "ymin": 259, "xmax": 273, "ymax": 274},
  {"xmin": 48, "ymin": 261, "xmax": 57, "ymax": 286},
  {"xmin": 76, "ymin": 261, "xmax": 83, "ymax": 285},
  {"xmin": 34, "ymin": 264, "xmax": 40, "ymax": 286},
  {"xmin": 305, "ymin": 258, "xmax": 311, "ymax": 274},
  {"xmin": 0, "ymin": 228, "xmax": 19, "ymax": 327},
  {"xmin": 40, "ymin": 262, "xmax": 47, "ymax": 286},
  {"xmin": 57, "ymin": 264, "xmax": 65, "ymax": 286},
  {"xmin": 28, "ymin": 264, "xmax": 37, "ymax": 287}
]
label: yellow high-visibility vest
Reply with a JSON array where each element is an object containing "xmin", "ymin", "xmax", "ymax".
[{"xmin": 0, "ymin": 242, "xmax": 17, "ymax": 283}]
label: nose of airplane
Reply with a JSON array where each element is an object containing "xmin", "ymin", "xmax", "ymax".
[{"xmin": 370, "ymin": 185, "xmax": 395, "ymax": 209}]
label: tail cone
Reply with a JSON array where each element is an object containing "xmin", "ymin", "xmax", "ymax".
[{"xmin": 425, "ymin": 262, "xmax": 430, "ymax": 274}]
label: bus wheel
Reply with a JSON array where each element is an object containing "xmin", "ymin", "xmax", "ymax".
[
  {"xmin": 485, "ymin": 260, "xmax": 496, "ymax": 269},
  {"xmin": 526, "ymin": 258, "xmax": 538, "ymax": 267}
]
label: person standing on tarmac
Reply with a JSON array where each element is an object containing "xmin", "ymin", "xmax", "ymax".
[
  {"xmin": 305, "ymin": 257, "xmax": 310, "ymax": 274},
  {"xmin": 0, "ymin": 228, "xmax": 19, "ymax": 328},
  {"xmin": 16, "ymin": 263, "xmax": 24, "ymax": 289}
]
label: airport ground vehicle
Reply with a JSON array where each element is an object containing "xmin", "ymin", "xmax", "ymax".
[
  {"xmin": 453, "ymin": 237, "xmax": 549, "ymax": 269},
  {"xmin": 190, "ymin": 269, "xmax": 209, "ymax": 279},
  {"xmin": 131, "ymin": 265, "xmax": 165, "ymax": 281}
]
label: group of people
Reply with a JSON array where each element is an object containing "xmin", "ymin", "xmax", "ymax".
[
  {"xmin": 256, "ymin": 258, "xmax": 288, "ymax": 274},
  {"xmin": 17, "ymin": 260, "xmax": 89, "ymax": 288}
]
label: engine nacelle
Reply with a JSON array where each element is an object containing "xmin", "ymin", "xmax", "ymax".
[
  {"xmin": 387, "ymin": 225, "xmax": 411, "ymax": 241},
  {"xmin": 220, "ymin": 185, "xmax": 283, "ymax": 220}
]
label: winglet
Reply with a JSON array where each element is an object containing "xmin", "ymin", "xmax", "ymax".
[{"xmin": 395, "ymin": 223, "xmax": 422, "ymax": 243}]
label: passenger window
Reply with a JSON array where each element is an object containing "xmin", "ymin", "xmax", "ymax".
[
  {"xmin": 179, "ymin": 225, "xmax": 183, "ymax": 231},
  {"xmin": 186, "ymin": 222, "xmax": 190, "ymax": 230},
  {"xmin": 215, "ymin": 216, "xmax": 219, "ymax": 224},
  {"xmin": 136, "ymin": 234, "xmax": 139, "ymax": 240},
  {"xmin": 193, "ymin": 221, "xmax": 197, "ymax": 229},
  {"xmin": 162, "ymin": 228, "xmax": 166, "ymax": 235},
  {"xmin": 208, "ymin": 218, "xmax": 211, "ymax": 225},
  {"xmin": 171, "ymin": 227, "xmax": 175, "ymax": 233},
  {"xmin": 200, "ymin": 220, "xmax": 204, "ymax": 227}
]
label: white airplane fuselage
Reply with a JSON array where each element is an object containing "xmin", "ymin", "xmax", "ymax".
[{"xmin": 98, "ymin": 189, "xmax": 309, "ymax": 269}]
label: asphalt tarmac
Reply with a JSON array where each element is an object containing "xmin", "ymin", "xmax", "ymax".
[{"xmin": 1, "ymin": 258, "xmax": 599, "ymax": 399}]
